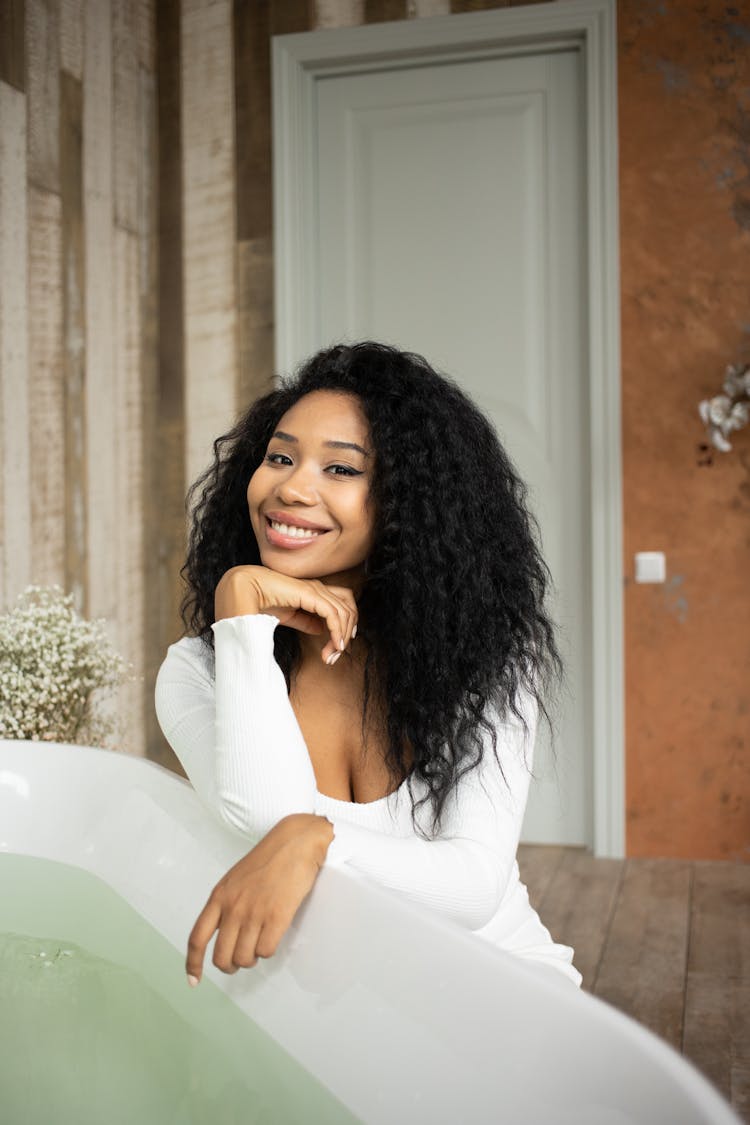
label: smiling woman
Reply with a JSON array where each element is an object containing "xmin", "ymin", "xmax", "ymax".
[
  {"xmin": 155, "ymin": 341, "xmax": 582, "ymax": 989},
  {"xmin": 248, "ymin": 391, "xmax": 375, "ymax": 577}
]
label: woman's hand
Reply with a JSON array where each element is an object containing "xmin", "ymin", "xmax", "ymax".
[
  {"xmin": 185, "ymin": 813, "xmax": 335, "ymax": 986},
  {"xmin": 215, "ymin": 565, "xmax": 358, "ymax": 664}
]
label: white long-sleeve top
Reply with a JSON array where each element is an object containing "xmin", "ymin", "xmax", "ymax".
[{"xmin": 154, "ymin": 613, "xmax": 582, "ymax": 987}]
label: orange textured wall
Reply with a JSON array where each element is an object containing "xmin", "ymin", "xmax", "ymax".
[{"xmin": 619, "ymin": 1, "xmax": 750, "ymax": 860}]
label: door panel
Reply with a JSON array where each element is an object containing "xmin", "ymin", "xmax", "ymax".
[{"xmin": 315, "ymin": 49, "xmax": 589, "ymax": 844}]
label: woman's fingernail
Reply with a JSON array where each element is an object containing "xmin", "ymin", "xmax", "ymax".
[
  {"xmin": 352, "ymin": 625, "xmax": 357, "ymax": 639},
  {"xmin": 327, "ymin": 651, "xmax": 342, "ymax": 666},
  {"xmin": 339, "ymin": 638, "xmax": 345, "ymax": 651},
  {"xmin": 187, "ymin": 974, "xmax": 199, "ymax": 988}
]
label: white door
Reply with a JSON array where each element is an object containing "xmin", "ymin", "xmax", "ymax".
[{"xmin": 313, "ymin": 47, "xmax": 590, "ymax": 846}]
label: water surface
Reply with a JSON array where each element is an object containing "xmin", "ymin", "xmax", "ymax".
[{"xmin": 0, "ymin": 854, "xmax": 357, "ymax": 1125}]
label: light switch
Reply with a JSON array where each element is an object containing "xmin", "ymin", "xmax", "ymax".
[{"xmin": 634, "ymin": 551, "xmax": 666, "ymax": 583}]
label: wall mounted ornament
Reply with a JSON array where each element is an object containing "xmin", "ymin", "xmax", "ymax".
[{"xmin": 698, "ymin": 363, "xmax": 750, "ymax": 460}]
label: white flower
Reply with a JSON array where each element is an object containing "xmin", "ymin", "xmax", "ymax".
[
  {"xmin": 729, "ymin": 401, "xmax": 749, "ymax": 429},
  {"xmin": 708, "ymin": 394, "xmax": 732, "ymax": 426},
  {"xmin": 0, "ymin": 585, "xmax": 132, "ymax": 748},
  {"xmin": 700, "ymin": 364, "xmax": 749, "ymax": 455}
]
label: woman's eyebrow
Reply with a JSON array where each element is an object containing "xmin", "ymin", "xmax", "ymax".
[
  {"xmin": 325, "ymin": 439, "xmax": 369, "ymax": 457},
  {"xmin": 272, "ymin": 430, "xmax": 369, "ymax": 457}
]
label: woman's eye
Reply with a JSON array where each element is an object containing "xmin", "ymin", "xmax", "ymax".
[
  {"xmin": 327, "ymin": 464, "xmax": 362, "ymax": 477},
  {"xmin": 264, "ymin": 453, "xmax": 361, "ymax": 476}
]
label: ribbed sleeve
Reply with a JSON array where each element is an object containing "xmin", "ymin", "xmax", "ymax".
[
  {"xmin": 155, "ymin": 614, "xmax": 317, "ymax": 837},
  {"xmin": 154, "ymin": 636, "xmax": 221, "ymax": 813},
  {"xmin": 210, "ymin": 614, "xmax": 318, "ymax": 833}
]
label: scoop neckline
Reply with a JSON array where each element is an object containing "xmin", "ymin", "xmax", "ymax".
[{"xmin": 314, "ymin": 775, "xmax": 410, "ymax": 808}]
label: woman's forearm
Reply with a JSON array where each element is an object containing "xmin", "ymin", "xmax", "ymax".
[{"xmin": 211, "ymin": 613, "xmax": 318, "ymax": 835}]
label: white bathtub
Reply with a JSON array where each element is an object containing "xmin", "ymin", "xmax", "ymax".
[{"xmin": 0, "ymin": 739, "xmax": 740, "ymax": 1125}]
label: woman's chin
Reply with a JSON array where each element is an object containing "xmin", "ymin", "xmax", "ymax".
[
  {"xmin": 261, "ymin": 557, "xmax": 317, "ymax": 578},
  {"xmin": 259, "ymin": 551, "xmax": 365, "ymax": 588},
  {"xmin": 259, "ymin": 550, "xmax": 330, "ymax": 580}
]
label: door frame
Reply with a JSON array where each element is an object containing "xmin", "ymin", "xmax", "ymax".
[{"xmin": 272, "ymin": 0, "xmax": 623, "ymax": 858}]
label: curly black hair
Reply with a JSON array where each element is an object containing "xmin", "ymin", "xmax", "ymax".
[{"xmin": 179, "ymin": 341, "xmax": 563, "ymax": 838}]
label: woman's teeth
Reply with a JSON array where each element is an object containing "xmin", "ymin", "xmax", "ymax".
[{"xmin": 270, "ymin": 520, "xmax": 322, "ymax": 539}]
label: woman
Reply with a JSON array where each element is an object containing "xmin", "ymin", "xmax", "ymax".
[{"xmin": 155, "ymin": 341, "xmax": 582, "ymax": 989}]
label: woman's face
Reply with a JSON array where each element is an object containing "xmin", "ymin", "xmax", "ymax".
[{"xmin": 247, "ymin": 390, "xmax": 375, "ymax": 584}]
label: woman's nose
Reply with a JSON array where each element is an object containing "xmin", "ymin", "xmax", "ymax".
[{"xmin": 276, "ymin": 464, "xmax": 318, "ymax": 504}]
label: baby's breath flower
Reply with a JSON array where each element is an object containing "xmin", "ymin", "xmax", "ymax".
[
  {"xmin": 699, "ymin": 363, "xmax": 750, "ymax": 455},
  {"xmin": 0, "ymin": 585, "xmax": 133, "ymax": 749}
]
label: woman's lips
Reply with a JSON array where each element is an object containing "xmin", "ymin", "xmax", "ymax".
[
  {"xmin": 265, "ymin": 510, "xmax": 331, "ymax": 531},
  {"xmin": 264, "ymin": 516, "xmax": 331, "ymax": 550}
]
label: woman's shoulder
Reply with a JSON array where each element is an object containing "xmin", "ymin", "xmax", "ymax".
[
  {"xmin": 161, "ymin": 632, "xmax": 215, "ymax": 680},
  {"xmin": 168, "ymin": 631, "xmax": 212, "ymax": 654},
  {"xmin": 485, "ymin": 682, "xmax": 538, "ymax": 732},
  {"xmin": 476, "ymin": 686, "xmax": 540, "ymax": 776}
]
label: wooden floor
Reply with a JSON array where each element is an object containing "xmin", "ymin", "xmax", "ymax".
[{"xmin": 517, "ymin": 846, "xmax": 750, "ymax": 1123}]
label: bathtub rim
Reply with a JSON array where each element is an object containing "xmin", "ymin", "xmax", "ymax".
[{"xmin": 0, "ymin": 738, "xmax": 741, "ymax": 1125}]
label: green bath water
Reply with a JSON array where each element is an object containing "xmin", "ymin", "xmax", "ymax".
[{"xmin": 0, "ymin": 854, "xmax": 358, "ymax": 1125}]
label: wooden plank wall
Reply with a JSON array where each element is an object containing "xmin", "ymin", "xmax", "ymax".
[
  {"xmin": 148, "ymin": 0, "xmax": 185, "ymax": 769},
  {"xmin": 0, "ymin": 64, "xmax": 30, "ymax": 615},
  {"xmin": 1, "ymin": 0, "xmax": 556, "ymax": 768},
  {"xmin": 27, "ymin": 0, "xmax": 64, "ymax": 593},
  {"xmin": 0, "ymin": 0, "xmax": 157, "ymax": 757},
  {"xmin": 181, "ymin": 0, "xmax": 238, "ymax": 492}
]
